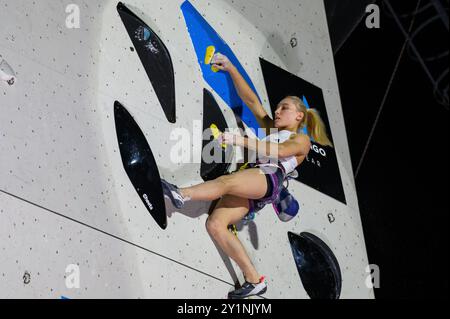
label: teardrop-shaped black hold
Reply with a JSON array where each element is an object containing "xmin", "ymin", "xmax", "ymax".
[
  {"xmin": 114, "ymin": 101, "xmax": 167, "ymax": 229},
  {"xmin": 117, "ymin": 2, "xmax": 176, "ymax": 123},
  {"xmin": 201, "ymin": 89, "xmax": 233, "ymax": 181},
  {"xmin": 288, "ymin": 231, "xmax": 342, "ymax": 299}
]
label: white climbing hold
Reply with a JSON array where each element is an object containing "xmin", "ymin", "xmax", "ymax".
[{"xmin": 0, "ymin": 58, "xmax": 16, "ymax": 85}]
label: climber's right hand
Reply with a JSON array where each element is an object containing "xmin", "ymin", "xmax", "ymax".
[{"xmin": 211, "ymin": 53, "xmax": 234, "ymax": 72}]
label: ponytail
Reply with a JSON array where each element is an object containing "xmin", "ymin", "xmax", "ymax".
[
  {"xmin": 286, "ymin": 96, "xmax": 334, "ymax": 147},
  {"xmin": 305, "ymin": 109, "xmax": 333, "ymax": 147}
]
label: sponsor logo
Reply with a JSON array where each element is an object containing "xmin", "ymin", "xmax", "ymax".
[{"xmin": 143, "ymin": 194, "xmax": 154, "ymax": 210}]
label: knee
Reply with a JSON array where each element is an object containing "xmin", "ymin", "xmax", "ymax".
[{"xmin": 206, "ymin": 217, "xmax": 226, "ymax": 238}]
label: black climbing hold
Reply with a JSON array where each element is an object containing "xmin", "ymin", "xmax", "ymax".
[
  {"xmin": 117, "ymin": 2, "xmax": 176, "ymax": 123},
  {"xmin": 200, "ymin": 89, "xmax": 233, "ymax": 181},
  {"xmin": 288, "ymin": 231, "xmax": 342, "ymax": 299},
  {"xmin": 114, "ymin": 101, "xmax": 167, "ymax": 229}
]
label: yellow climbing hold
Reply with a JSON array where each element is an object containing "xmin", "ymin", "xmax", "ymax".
[
  {"xmin": 230, "ymin": 224, "xmax": 238, "ymax": 237},
  {"xmin": 211, "ymin": 65, "xmax": 219, "ymax": 73},
  {"xmin": 205, "ymin": 46, "xmax": 215, "ymax": 64},
  {"xmin": 239, "ymin": 162, "xmax": 250, "ymax": 171},
  {"xmin": 205, "ymin": 46, "xmax": 220, "ymax": 73},
  {"xmin": 210, "ymin": 124, "xmax": 227, "ymax": 149}
]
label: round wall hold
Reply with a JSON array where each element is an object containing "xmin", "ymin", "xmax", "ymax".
[{"xmin": 288, "ymin": 231, "xmax": 342, "ymax": 299}]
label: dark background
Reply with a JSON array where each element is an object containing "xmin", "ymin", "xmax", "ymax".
[{"xmin": 324, "ymin": 0, "xmax": 449, "ymax": 299}]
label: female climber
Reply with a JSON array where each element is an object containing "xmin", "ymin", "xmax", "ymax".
[{"xmin": 162, "ymin": 53, "xmax": 333, "ymax": 299}]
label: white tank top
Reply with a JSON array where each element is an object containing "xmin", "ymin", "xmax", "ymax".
[{"xmin": 260, "ymin": 130, "xmax": 299, "ymax": 174}]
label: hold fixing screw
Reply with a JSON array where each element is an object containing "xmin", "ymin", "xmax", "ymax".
[
  {"xmin": 290, "ymin": 37, "xmax": 298, "ymax": 48},
  {"xmin": 327, "ymin": 213, "xmax": 335, "ymax": 224},
  {"xmin": 23, "ymin": 271, "xmax": 31, "ymax": 285}
]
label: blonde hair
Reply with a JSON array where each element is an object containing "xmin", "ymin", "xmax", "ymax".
[{"xmin": 287, "ymin": 96, "xmax": 334, "ymax": 147}]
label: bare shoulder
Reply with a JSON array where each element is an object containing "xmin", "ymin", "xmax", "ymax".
[
  {"xmin": 290, "ymin": 132, "xmax": 311, "ymax": 144},
  {"xmin": 290, "ymin": 133, "xmax": 311, "ymax": 154}
]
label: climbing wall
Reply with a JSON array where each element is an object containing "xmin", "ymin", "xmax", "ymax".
[{"xmin": 0, "ymin": 0, "xmax": 374, "ymax": 299}]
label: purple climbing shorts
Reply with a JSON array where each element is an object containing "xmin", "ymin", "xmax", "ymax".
[{"xmin": 247, "ymin": 163, "xmax": 286, "ymax": 216}]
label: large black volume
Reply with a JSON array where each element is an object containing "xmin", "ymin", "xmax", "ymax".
[
  {"xmin": 117, "ymin": 2, "xmax": 176, "ymax": 123},
  {"xmin": 114, "ymin": 101, "xmax": 167, "ymax": 229},
  {"xmin": 288, "ymin": 232, "xmax": 342, "ymax": 299},
  {"xmin": 201, "ymin": 89, "xmax": 234, "ymax": 181}
]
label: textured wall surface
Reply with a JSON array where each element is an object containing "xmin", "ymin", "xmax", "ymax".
[{"xmin": 0, "ymin": 0, "xmax": 373, "ymax": 299}]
